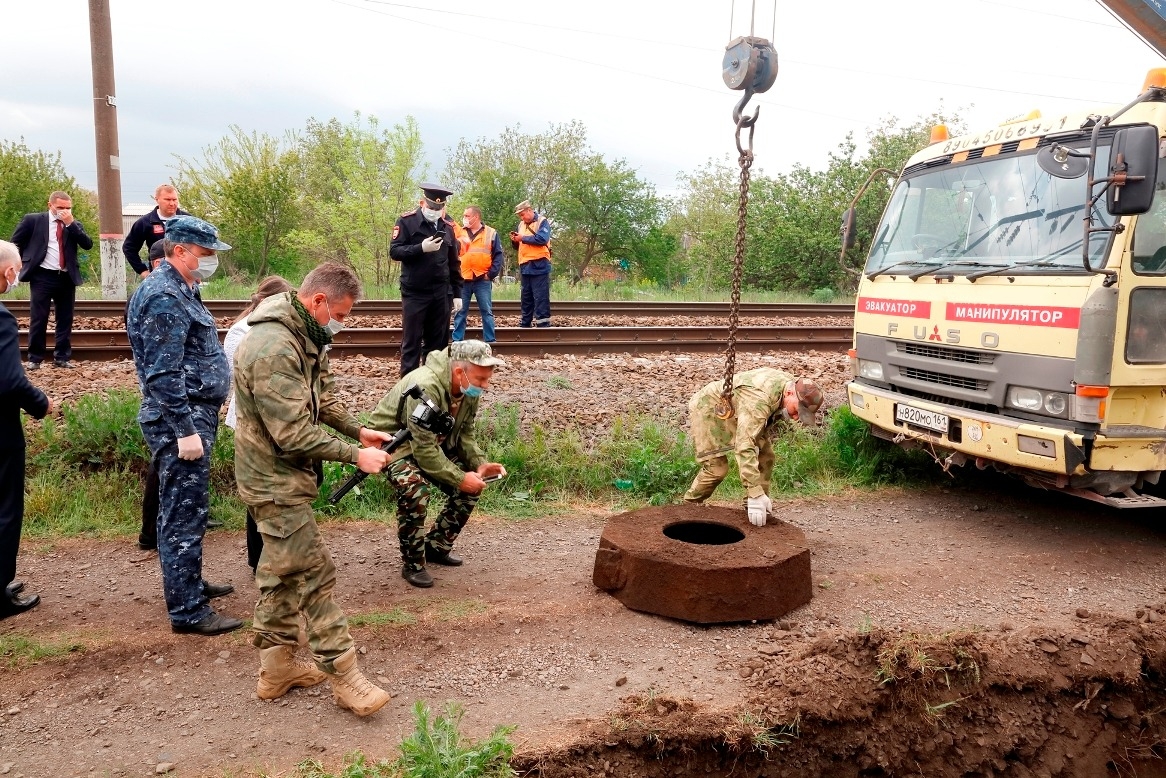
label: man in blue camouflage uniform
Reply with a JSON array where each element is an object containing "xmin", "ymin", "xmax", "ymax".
[
  {"xmin": 126, "ymin": 216, "xmax": 243, "ymax": 636},
  {"xmin": 368, "ymin": 340, "xmax": 507, "ymax": 588},
  {"xmin": 683, "ymin": 368, "xmax": 824, "ymax": 526}
]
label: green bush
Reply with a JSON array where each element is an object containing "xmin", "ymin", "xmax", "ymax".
[
  {"xmin": 29, "ymin": 389, "xmax": 148, "ymax": 471},
  {"xmin": 811, "ymin": 287, "xmax": 836, "ymax": 303},
  {"xmin": 393, "ymin": 701, "xmax": 516, "ymax": 778}
]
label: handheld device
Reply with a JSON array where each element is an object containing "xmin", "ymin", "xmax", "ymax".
[{"xmin": 482, "ymin": 473, "xmax": 507, "ymax": 483}]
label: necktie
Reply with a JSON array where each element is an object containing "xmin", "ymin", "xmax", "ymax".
[{"xmin": 55, "ymin": 219, "xmax": 65, "ymax": 270}]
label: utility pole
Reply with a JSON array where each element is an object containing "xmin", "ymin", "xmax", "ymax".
[{"xmin": 87, "ymin": 0, "xmax": 125, "ymax": 300}]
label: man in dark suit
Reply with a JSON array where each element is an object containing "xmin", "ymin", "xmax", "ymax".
[
  {"xmin": 0, "ymin": 239, "xmax": 51, "ymax": 619},
  {"xmin": 11, "ymin": 191, "xmax": 94, "ymax": 370},
  {"xmin": 122, "ymin": 184, "xmax": 189, "ymax": 279}
]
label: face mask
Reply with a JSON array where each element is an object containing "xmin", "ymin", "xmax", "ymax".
[
  {"xmin": 421, "ymin": 206, "xmax": 442, "ymax": 223},
  {"xmin": 0, "ymin": 268, "xmax": 15, "ymax": 294},
  {"xmin": 194, "ymin": 255, "xmax": 219, "ymax": 281},
  {"xmin": 462, "ymin": 218, "xmax": 471, "ymax": 228},
  {"xmin": 459, "ymin": 371, "xmax": 484, "ymax": 399},
  {"xmin": 322, "ymin": 297, "xmax": 344, "ymax": 335}
]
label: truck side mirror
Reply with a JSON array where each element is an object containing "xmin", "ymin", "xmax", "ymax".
[
  {"xmin": 1107, "ymin": 125, "xmax": 1160, "ymax": 216},
  {"xmin": 840, "ymin": 207, "xmax": 857, "ymax": 251}
]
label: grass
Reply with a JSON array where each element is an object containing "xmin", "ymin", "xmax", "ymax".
[
  {"xmin": 347, "ymin": 609, "xmax": 417, "ymax": 628},
  {"xmin": 20, "ymin": 392, "xmax": 932, "ymax": 539},
  {"xmin": 393, "ymin": 701, "xmax": 516, "ymax": 778},
  {"xmin": 0, "ymin": 632, "xmax": 85, "ymax": 668}
]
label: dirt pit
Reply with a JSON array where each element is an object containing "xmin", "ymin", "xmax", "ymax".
[{"xmin": 5, "ymin": 474, "xmax": 1166, "ymax": 776}]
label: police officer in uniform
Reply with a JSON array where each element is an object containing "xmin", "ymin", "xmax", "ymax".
[
  {"xmin": 390, "ymin": 183, "xmax": 462, "ymax": 377},
  {"xmin": 126, "ymin": 216, "xmax": 243, "ymax": 636}
]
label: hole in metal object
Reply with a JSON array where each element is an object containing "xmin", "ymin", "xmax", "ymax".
[{"xmin": 663, "ymin": 521, "xmax": 746, "ymax": 545}]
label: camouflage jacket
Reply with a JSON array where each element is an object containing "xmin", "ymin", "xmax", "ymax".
[
  {"xmin": 126, "ymin": 261, "xmax": 230, "ymax": 439},
  {"xmin": 689, "ymin": 368, "xmax": 793, "ymax": 495},
  {"xmin": 232, "ymin": 292, "xmax": 364, "ymax": 510},
  {"xmin": 367, "ymin": 347, "xmax": 487, "ymax": 490}
]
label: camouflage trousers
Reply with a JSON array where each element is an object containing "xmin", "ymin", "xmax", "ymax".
[
  {"xmin": 250, "ymin": 502, "xmax": 352, "ymax": 673},
  {"xmin": 682, "ymin": 438, "xmax": 774, "ymax": 503},
  {"xmin": 386, "ymin": 458, "xmax": 479, "ymax": 573}
]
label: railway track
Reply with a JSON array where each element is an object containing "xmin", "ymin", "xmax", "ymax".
[
  {"xmin": 2, "ymin": 299, "xmax": 854, "ymax": 319},
  {"xmin": 18, "ymin": 325, "xmax": 853, "ymax": 360}
]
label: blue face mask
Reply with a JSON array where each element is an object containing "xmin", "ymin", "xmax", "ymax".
[{"xmin": 459, "ymin": 371, "xmax": 484, "ymax": 399}]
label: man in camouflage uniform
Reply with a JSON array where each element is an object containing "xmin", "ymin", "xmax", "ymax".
[
  {"xmin": 233, "ymin": 262, "xmax": 394, "ymax": 717},
  {"xmin": 683, "ymin": 368, "xmax": 825, "ymax": 526},
  {"xmin": 126, "ymin": 216, "xmax": 242, "ymax": 635},
  {"xmin": 368, "ymin": 339, "xmax": 508, "ymax": 588}
]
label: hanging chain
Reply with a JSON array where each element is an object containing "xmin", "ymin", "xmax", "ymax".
[{"xmin": 715, "ymin": 117, "xmax": 756, "ymax": 420}]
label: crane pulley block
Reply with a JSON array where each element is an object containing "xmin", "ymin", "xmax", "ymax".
[{"xmin": 722, "ymin": 36, "xmax": 778, "ymax": 94}]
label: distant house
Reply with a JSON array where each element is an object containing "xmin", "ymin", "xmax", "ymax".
[{"xmin": 122, "ymin": 203, "xmax": 153, "ymax": 237}]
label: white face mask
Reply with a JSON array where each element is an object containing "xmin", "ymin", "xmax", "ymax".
[
  {"xmin": 0, "ymin": 267, "xmax": 15, "ymax": 294},
  {"xmin": 194, "ymin": 255, "xmax": 219, "ymax": 281},
  {"xmin": 322, "ymin": 297, "xmax": 344, "ymax": 335},
  {"xmin": 421, "ymin": 206, "xmax": 442, "ymax": 223}
]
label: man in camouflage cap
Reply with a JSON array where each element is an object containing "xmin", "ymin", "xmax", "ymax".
[
  {"xmin": 368, "ymin": 339, "xmax": 508, "ymax": 588},
  {"xmin": 233, "ymin": 262, "xmax": 394, "ymax": 716},
  {"xmin": 683, "ymin": 368, "xmax": 824, "ymax": 526}
]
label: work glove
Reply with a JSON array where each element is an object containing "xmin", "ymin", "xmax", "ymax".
[
  {"xmin": 177, "ymin": 433, "xmax": 204, "ymax": 461},
  {"xmin": 421, "ymin": 235, "xmax": 443, "ymax": 253},
  {"xmin": 452, "ymin": 298, "xmax": 464, "ymax": 314},
  {"xmin": 746, "ymin": 495, "xmax": 772, "ymax": 527}
]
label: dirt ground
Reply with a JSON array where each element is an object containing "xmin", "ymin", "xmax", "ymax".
[{"xmin": 5, "ymin": 471, "xmax": 1166, "ymax": 777}]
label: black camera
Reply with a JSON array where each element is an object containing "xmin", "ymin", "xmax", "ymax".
[
  {"xmin": 405, "ymin": 384, "xmax": 455, "ymax": 437},
  {"xmin": 327, "ymin": 384, "xmax": 454, "ymax": 505}
]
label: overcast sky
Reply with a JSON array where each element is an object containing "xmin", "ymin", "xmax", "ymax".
[{"xmin": 1, "ymin": 0, "xmax": 1162, "ymax": 209}]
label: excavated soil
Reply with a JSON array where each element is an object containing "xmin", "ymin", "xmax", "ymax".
[{"xmin": 6, "ymin": 353, "xmax": 1166, "ymax": 776}]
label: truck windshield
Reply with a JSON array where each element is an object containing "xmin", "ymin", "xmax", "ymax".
[{"xmin": 865, "ymin": 145, "xmax": 1116, "ymax": 276}]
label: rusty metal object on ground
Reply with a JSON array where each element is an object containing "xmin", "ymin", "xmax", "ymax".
[{"xmin": 592, "ymin": 503, "xmax": 811, "ymax": 624}]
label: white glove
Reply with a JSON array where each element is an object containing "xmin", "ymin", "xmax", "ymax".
[
  {"xmin": 421, "ymin": 235, "xmax": 443, "ymax": 253},
  {"xmin": 177, "ymin": 433, "xmax": 205, "ymax": 461},
  {"xmin": 452, "ymin": 298, "xmax": 463, "ymax": 314},
  {"xmin": 746, "ymin": 495, "xmax": 771, "ymax": 527}
]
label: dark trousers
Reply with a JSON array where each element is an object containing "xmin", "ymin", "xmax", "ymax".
[
  {"xmin": 519, "ymin": 272, "xmax": 551, "ymax": 327},
  {"xmin": 140, "ymin": 405, "xmax": 219, "ymax": 627},
  {"xmin": 0, "ymin": 442, "xmax": 24, "ymax": 590},
  {"xmin": 246, "ymin": 507, "xmax": 263, "ymax": 573},
  {"xmin": 400, "ymin": 291, "xmax": 451, "ymax": 376},
  {"xmin": 27, "ymin": 267, "xmax": 76, "ymax": 363},
  {"xmin": 138, "ymin": 460, "xmax": 160, "ymax": 549}
]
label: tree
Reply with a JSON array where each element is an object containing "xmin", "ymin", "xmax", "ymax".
[
  {"xmin": 0, "ymin": 139, "xmax": 96, "ymax": 247},
  {"xmin": 290, "ymin": 113, "xmax": 427, "ymax": 285},
  {"xmin": 173, "ymin": 126, "xmax": 302, "ymax": 278},
  {"xmin": 443, "ymin": 121, "xmax": 589, "ymax": 261},
  {"xmin": 667, "ymin": 157, "xmax": 739, "ymax": 290},
  {"xmin": 554, "ymin": 155, "xmax": 664, "ymax": 283}
]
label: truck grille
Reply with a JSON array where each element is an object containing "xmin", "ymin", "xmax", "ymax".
[
  {"xmin": 898, "ymin": 342, "xmax": 995, "ymax": 365},
  {"xmin": 900, "ymin": 367, "xmax": 988, "ymax": 391}
]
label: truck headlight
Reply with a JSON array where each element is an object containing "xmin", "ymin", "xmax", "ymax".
[
  {"xmin": 1007, "ymin": 386, "xmax": 1069, "ymax": 418},
  {"xmin": 858, "ymin": 360, "xmax": 884, "ymax": 381}
]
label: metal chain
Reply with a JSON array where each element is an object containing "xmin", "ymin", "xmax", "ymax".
[{"xmin": 715, "ymin": 121, "xmax": 755, "ymax": 420}]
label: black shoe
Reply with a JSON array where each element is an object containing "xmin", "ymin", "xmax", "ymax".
[
  {"xmin": 5, "ymin": 581, "xmax": 24, "ymax": 597},
  {"xmin": 0, "ymin": 591, "xmax": 40, "ymax": 620},
  {"xmin": 53, "ymin": 360, "xmax": 76, "ymax": 369},
  {"xmin": 171, "ymin": 612, "xmax": 244, "ymax": 636},
  {"xmin": 137, "ymin": 538, "xmax": 156, "ymax": 551},
  {"xmin": 202, "ymin": 581, "xmax": 234, "ymax": 599},
  {"xmin": 206, "ymin": 519, "xmax": 223, "ymax": 529},
  {"xmin": 402, "ymin": 567, "xmax": 434, "ymax": 588},
  {"xmin": 425, "ymin": 548, "xmax": 463, "ymax": 567},
  {"xmin": 26, "ymin": 361, "xmax": 41, "ymax": 371}
]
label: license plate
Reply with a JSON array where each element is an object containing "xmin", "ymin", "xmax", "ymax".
[{"xmin": 895, "ymin": 403, "xmax": 949, "ymax": 433}]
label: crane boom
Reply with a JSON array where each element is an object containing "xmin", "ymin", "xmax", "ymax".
[{"xmin": 1097, "ymin": 0, "xmax": 1166, "ymax": 58}]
